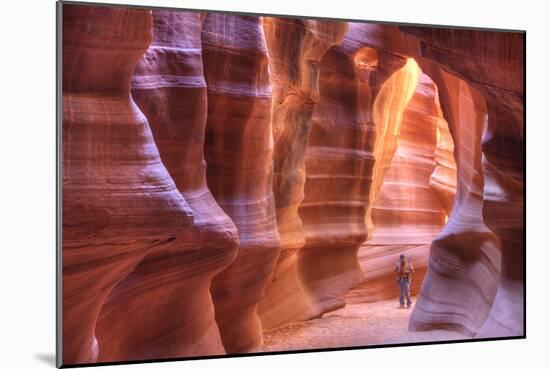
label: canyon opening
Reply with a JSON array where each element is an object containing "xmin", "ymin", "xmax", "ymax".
[{"xmin": 59, "ymin": 2, "xmax": 525, "ymax": 367}]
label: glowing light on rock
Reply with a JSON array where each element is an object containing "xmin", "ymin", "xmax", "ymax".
[{"xmin": 366, "ymin": 57, "xmax": 420, "ymax": 235}]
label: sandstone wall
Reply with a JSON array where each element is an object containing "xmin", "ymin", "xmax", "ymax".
[
  {"xmin": 407, "ymin": 67, "xmax": 501, "ymax": 336},
  {"xmin": 258, "ymin": 18, "xmax": 348, "ymax": 330},
  {"xmin": 61, "ymin": 6, "xmax": 524, "ymax": 364},
  {"xmin": 62, "ymin": 5, "xmax": 194, "ymax": 364},
  {"xmin": 201, "ymin": 14, "xmax": 281, "ymax": 353},
  {"xmin": 401, "ymin": 27, "xmax": 524, "ymax": 337},
  {"xmin": 95, "ymin": 11, "xmax": 239, "ymax": 362},
  {"xmin": 347, "ymin": 72, "xmax": 450, "ymax": 304},
  {"xmin": 293, "ymin": 24, "xmax": 420, "ymax": 322}
]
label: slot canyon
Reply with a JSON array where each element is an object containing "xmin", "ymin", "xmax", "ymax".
[{"xmin": 61, "ymin": 4, "xmax": 525, "ymax": 365}]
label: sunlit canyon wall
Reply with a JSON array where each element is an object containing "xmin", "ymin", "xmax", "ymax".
[
  {"xmin": 61, "ymin": 4, "xmax": 524, "ymax": 365},
  {"xmin": 347, "ymin": 72, "xmax": 453, "ymax": 304}
]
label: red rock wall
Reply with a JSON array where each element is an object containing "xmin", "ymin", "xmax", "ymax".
[
  {"xmin": 94, "ymin": 11, "xmax": 239, "ymax": 362},
  {"xmin": 61, "ymin": 7, "xmax": 524, "ymax": 362},
  {"xmin": 62, "ymin": 5, "xmax": 194, "ymax": 365},
  {"xmin": 201, "ymin": 14, "xmax": 281, "ymax": 353},
  {"xmin": 346, "ymin": 24, "xmax": 522, "ymax": 338},
  {"xmin": 477, "ymin": 40, "xmax": 524, "ymax": 338},
  {"xmin": 400, "ymin": 27, "xmax": 524, "ymax": 337},
  {"xmin": 347, "ymin": 72, "xmax": 450, "ymax": 304},
  {"xmin": 406, "ymin": 67, "xmax": 501, "ymax": 336},
  {"xmin": 295, "ymin": 24, "xmax": 418, "ymax": 320},
  {"xmin": 430, "ymin": 103, "xmax": 457, "ymax": 215},
  {"xmin": 258, "ymin": 18, "xmax": 348, "ymax": 330}
]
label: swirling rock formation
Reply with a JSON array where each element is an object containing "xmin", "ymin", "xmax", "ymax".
[
  {"xmin": 401, "ymin": 27, "xmax": 524, "ymax": 337},
  {"xmin": 257, "ymin": 17, "xmax": 348, "ymax": 330},
  {"xmin": 201, "ymin": 14, "xmax": 281, "ymax": 353},
  {"xmin": 407, "ymin": 66, "xmax": 501, "ymax": 336},
  {"xmin": 430, "ymin": 105, "xmax": 457, "ymax": 215},
  {"xmin": 62, "ymin": 5, "xmax": 194, "ymax": 365},
  {"xmin": 61, "ymin": 7, "xmax": 525, "ymax": 362},
  {"xmin": 347, "ymin": 72, "xmax": 451, "ymax": 304},
  {"xmin": 95, "ymin": 11, "xmax": 239, "ymax": 362},
  {"xmin": 469, "ymin": 36, "xmax": 524, "ymax": 338},
  {"xmin": 294, "ymin": 24, "xmax": 419, "ymax": 320}
]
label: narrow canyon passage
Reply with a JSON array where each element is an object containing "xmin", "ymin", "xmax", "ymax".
[
  {"xmin": 347, "ymin": 69, "xmax": 454, "ymax": 305},
  {"xmin": 260, "ymin": 64, "xmax": 460, "ymax": 351},
  {"xmin": 61, "ymin": 5, "xmax": 524, "ymax": 365}
]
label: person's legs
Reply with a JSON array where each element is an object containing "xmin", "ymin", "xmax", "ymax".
[
  {"xmin": 405, "ymin": 279, "xmax": 412, "ymax": 306},
  {"xmin": 399, "ymin": 279, "xmax": 405, "ymax": 307}
]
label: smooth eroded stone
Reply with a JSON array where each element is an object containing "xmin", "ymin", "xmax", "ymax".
[
  {"xmin": 430, "ymin": 104, "xmax": 457, "ymax": 215},
  {"xmin": 295, "ymin": 23, "xmax": 418, "ymax": 320},
  {"xmin": 94, "ymin": 10, "xmax": 239, "ymax": 362},
  {"xmin": 348, "ymin": 73, "xmax": 452, "ymax": 304},
  {"xmin": 407, "ymin": 66, "xmax": 500, "ymax": 336},
  {"xmin": 258, "ymin": 17, "xmax": 348, "ymax": 330},
  {"xmin": 401, "ymin": 27, "xmax": 524, "ymax": 337},
  {"xmin": 62, "ymin": 4, "xmax": 193, "ymax": 365},
  {"xmin": 202, "ymin": 14, "xmax": 281, "ymax": 353}
]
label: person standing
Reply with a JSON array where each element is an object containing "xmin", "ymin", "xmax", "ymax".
[{"xmin": 395, "ymin": 254, "xmax": 414, "ymax": 308}]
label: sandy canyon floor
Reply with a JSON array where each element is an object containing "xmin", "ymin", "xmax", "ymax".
[{"xmin": 258, "ymin": 299, "xmax": 470, "ymax": 352}]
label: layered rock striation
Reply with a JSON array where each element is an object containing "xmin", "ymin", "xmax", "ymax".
[
  {"xmin": 429, "ymin": 104, "xmax": 457, "ymax": 216},
  {"xmin": 295, "ymin": 24, "xmax": 419, "ymax": 320},
  {"xmin": 399, "ymin": 27, "xmax": 524, "ymax": 337},
  {"xmin": 62, "ymin": 5, "xmax": 194, "ymax": 364},
  {"xmin": 347, "ymin": 72, "xmax": 451, "ymax": 304},
  {"xmin": 61, "ymin": 6, "xmax": 525, "ymax": 363},
  {"xmin": 95, "ymin": 11, "xmax": 239, "ymax": 362},
  {"xmin": 258, "ymin": 17, "xmax": 348, "ymax": 330},
  {"xmin": 406, "ymin": 67, "xmax": 501, "ymax": 336},
  {"xmin": 201, "ymin": 14, "xmax": 281, "ymax": 353}
]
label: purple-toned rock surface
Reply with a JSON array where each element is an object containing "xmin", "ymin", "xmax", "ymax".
[
  {"xmin": 201, "ymin": 14, "xmax": 281, "ymax": 353},
  {"xmin": 61, "ymin": 8, "xmax": 525, "ymax": 362},
  {"xmin": 258, "ymin": 17, "xmax": 348, "ymax": 330},
  {"xmin": 62, "ymin": 5, "xmax": 193, "ymax": 364},
  {"xmin": 94, "ymin": 11, "xmax": 238, "ymax": 362}
]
